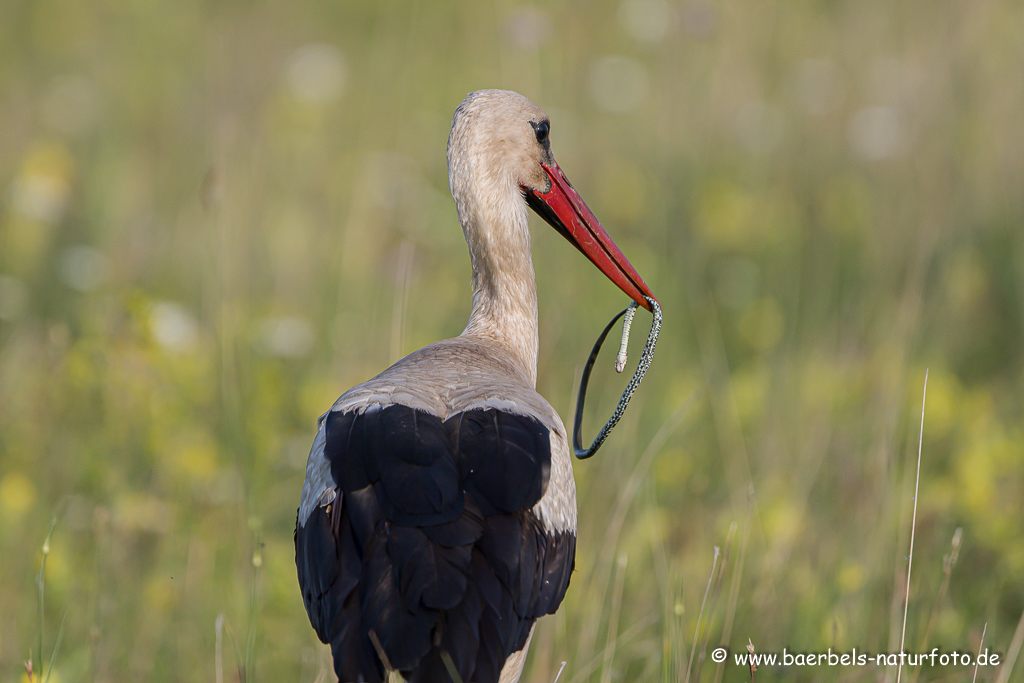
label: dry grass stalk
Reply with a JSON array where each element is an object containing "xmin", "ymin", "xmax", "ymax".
[
  {"xmin": 714, "ymin": 487, "xmax": 753, "ymax": 683},
  {"xmin": 685, "ymin": 546, "xmax": 720, "ymax": 683},
  {"xmin": 911, "ymin": 527, "xmax": 963, "ymax": 683},
  {"xmin": 693, "ymin": 523, "xmax": 735, "ymax": 683},
  {"xmin": 971, "ymin": 623, "xmax": 987, "ymax": 683},
  {"xmin": 896, "ymin": 369, "xmax": 928, "ymax": 683}
]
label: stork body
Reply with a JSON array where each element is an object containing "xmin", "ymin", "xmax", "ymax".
[{"xmin": 295, "ymin": 90, "xmax": 655, "ymax": 683}]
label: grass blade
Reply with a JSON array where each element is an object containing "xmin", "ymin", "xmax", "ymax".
[{"xmin": 896, "ymin": 369, "xmax": 927, "ymax": 683}]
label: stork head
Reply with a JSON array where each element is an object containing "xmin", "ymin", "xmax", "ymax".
[{"xmin": 448, "ymin": 89, "xmax": 656, "ymax": 311}]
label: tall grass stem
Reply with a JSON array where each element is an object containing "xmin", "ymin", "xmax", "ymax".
[
  {"xmin": 896, "ymin": 369, "xmax": 928, "ymax": 683},
  {"xmin": 685, "ymin": 546, "xmax": 720, "ymax": 683},
  {"xmin": 972, "ymin": 623, "xmax": 987, "ymax": 683}
]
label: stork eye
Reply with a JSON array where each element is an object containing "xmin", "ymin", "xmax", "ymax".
[{"xmin": 533, "ymin": 120, "xmax": 550, "ymax": 144}]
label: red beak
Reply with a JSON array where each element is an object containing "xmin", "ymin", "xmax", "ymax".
[{"xmin": 524, "ymin": 160, "xmax": 656, "ymax": 311}]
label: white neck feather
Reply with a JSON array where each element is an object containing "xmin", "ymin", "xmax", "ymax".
[{"xmin": 456, "ymin": 175, "xmax": 539, "ymax": 388}]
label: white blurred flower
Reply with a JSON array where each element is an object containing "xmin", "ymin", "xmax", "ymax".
[
  {"xmin": 258, "ymin": 316, "xmax": 315, "ymax": 358},
  {"xmin": 150, "ymin": 302, "xmax": 199, "ymax": 353},
  {"xmin": 286, "ymin": 44, "xmax": 346, "ymax": 104},
  {"xmin": 849, "ymin": 106, "xmax": 903, "ymax": 160}
]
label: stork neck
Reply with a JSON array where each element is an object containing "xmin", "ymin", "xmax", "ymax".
[{"xmin": 460, "ymin": 198, "xmax": 539, "ymax": 388}]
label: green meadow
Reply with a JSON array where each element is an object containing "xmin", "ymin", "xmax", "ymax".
[{"xmin": 1, "ymin": 0, "xmax": 1022, "ymax": 680}]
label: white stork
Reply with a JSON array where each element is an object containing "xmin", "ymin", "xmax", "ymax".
[{"xmin": 295, "ymin": 89, "xmax": 656, "ymax": 683}]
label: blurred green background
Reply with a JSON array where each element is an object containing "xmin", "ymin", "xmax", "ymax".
[{"xmin": 2, "ymin": 0, "xmax": 1023, "ymax": 680}]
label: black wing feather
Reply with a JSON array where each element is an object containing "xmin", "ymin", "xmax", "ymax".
[
  {"xmin": 295, "ymin": 404, "xmax": 576, "ymax": 683},
  {"xmin": 360, "ymin": 526, "xmax": 435, "ymax": 671},
  {"xmin": 457, "ymin": 410, "xmax": 550, "ymax": 515},
  {"xmin": 296, "ymin": 500, "xmax": 384, "ymax": 683}
]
